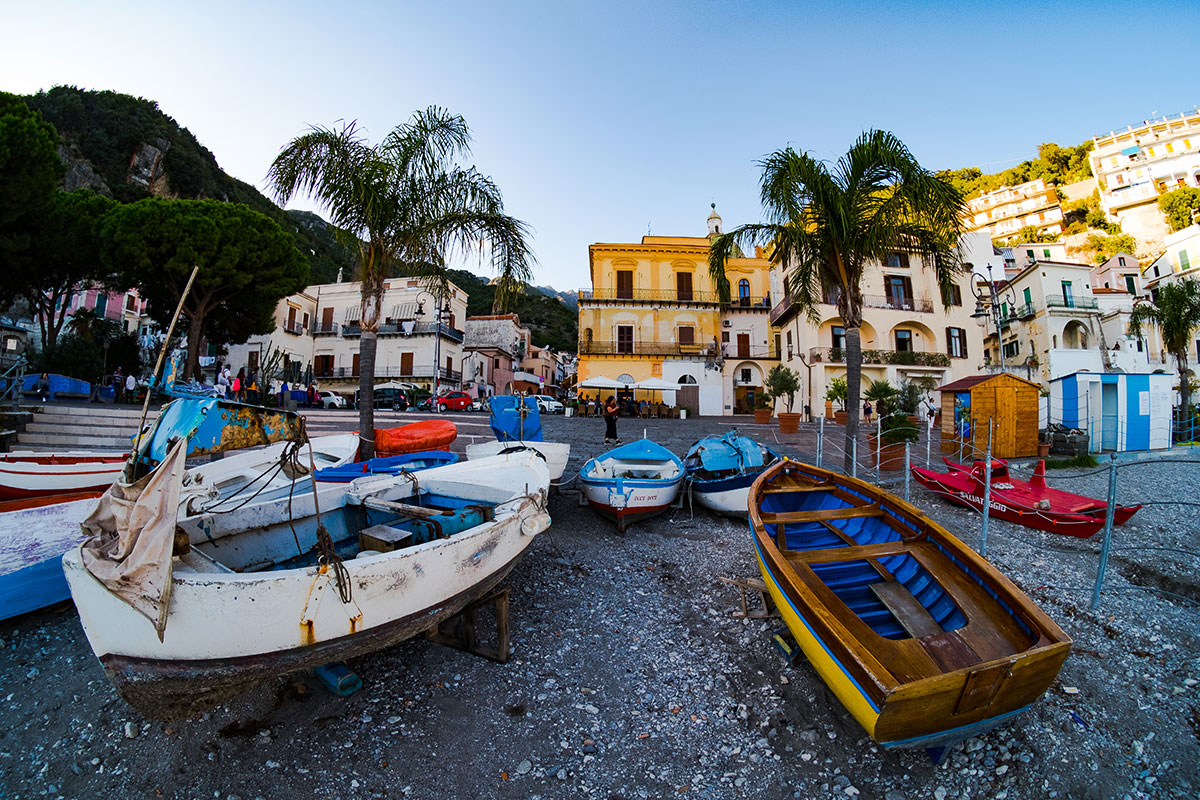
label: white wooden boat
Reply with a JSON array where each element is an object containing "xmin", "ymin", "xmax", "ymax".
[
  {"xmin": 580, "ymin": 439, "xmax": 683, "ymax": 532},
  {"xmin": 684, "ymin": 432, "xmax": 782, "ymax": 516},
  {"xmin": 0, "ymin": 434, "xmax": 359, "ymax": 623},
  {"xmin": 0, "ymin": 451, "xmax": 127, "ymax": 500},
  {"xmin": 465, "ymin": 440, "xmax": 571, "ymax": 484},
  {"xmin": 62, "ymin": 450, "xmax": 551, "ymax": 718}
]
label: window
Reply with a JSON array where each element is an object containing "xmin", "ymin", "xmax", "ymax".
[
  {"xmin": 740, "ymin": 368, "xmax": 752, "ymax": 383},
  {"xmin": 884, "ymin": 275, "xmax": 913, "ymax": 309},
  {"xmin": 616, "ymin": 270, "xmax": 633, "ymax": 300},
  {"xmin": 894, "ymin": 329, "xmax": 913, "ymax": 352},
  {"xmin": 738, "ymin": 279, "xmax": 750, "ymax": 306},
  {"xmin": 1147, "ymin": 147, "xmax": 1156, "ymax": 158},
  {"xmin": 1124, "ymin": 275, "xmax": 1137, "ymax": 294},
  {"xmin": 1003, "ymin": 340, "xmax": 1020, "ymax": 359},
  {"xmin": 494, "ymin": 358, "xmax": 500, "ymax": 369},
  {"xmin": 1061, "ymin": 281, "xmax": 1074, "ymax": 307},
  {"xmin": 1043, "ymin": 248, "xmax": 1052, "ymax": 259},
  {"xmin": 721, "ymin": 331, "xmax": 730, "ymax": 343},
  {"xmin": 676, "ymin": 272, "xmax": 693, "ymax": 302},
  {"xmin": 677, "ymin": 326, "xmax": 695, "ymax": 347},
  {"xmin": 1023, "ymin": 287, "xmax": 1032, "ymax": 308},
  {"xmin": 885, "ymin": 253, "xmax": 910, "ymax": 269},
  {"xmin": 948, "ymin": 284, "xmax": 962, "ymax": 307},
  {"xmin": 1180, "ymin": 250, "xmax": 1192, "ymax": 271},
  {"xmin": 831, "ymin": 326, "xmax": 845, "ymax": 351},
  {"xmin": 1118, "ymin": 256, "xmax": 1126, "ymax": 267},
  {"xmin": 94, "ymin": 292, "xmax": 108, "ymax": 317},
  {"xmin": 125, "ymin": 294, "xmax": 137, "ymax": 311},
  {"xmin": 1167, "ymin": 143, "xmax": 1175, "ymax": 154},
  {"xmin": 1026, "ymin": 249, "xmax": 1036, "ymax": 261},
  {"xmin": 946, "ymin": 327, "xmax": 968, "ymax": 359},
  {"xmin": 616, "ymin": 325, "xmax": 634, "ymax": 354}
]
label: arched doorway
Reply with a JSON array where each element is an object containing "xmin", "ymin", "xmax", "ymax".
[{"xmin": 731, "ymin": 361, "xmax": 764, "ymax": 414}]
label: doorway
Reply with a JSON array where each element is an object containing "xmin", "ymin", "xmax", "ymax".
[{"xmin": 1101, "ymin": 382, "xmax": 1119, "ymax": 451}]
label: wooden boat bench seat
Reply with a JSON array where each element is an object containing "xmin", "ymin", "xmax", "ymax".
[
  {"xmin": 759, "ymin": 504, "xmax": 883, "ymax": 525},
  {"xmin": 176, "ymin": 547, "xmax": 237, "ymax": 574},
  {"xmin": 869, "ymin": 581, "xmax": 942, "ymax": 639}
]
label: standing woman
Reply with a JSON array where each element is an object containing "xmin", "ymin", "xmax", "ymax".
[{"xmin": 603, "ymin": 395, "xmax": 621, "ymax": 445}]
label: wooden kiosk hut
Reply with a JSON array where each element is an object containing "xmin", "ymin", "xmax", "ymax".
[{"xmin": 938, "ymin": 373, "xmax": 1040, "ymax": 458}]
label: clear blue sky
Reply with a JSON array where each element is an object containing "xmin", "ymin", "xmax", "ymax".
[{"xmin": 4, "ymin": 0, "xmax": 1198, "ymax": 289}]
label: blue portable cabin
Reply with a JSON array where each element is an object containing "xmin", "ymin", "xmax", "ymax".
[{"xmin": 1049, "ymin": 370, "xmax": 1173, "ymax": 452}]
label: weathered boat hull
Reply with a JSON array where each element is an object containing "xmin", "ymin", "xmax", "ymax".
[
  {"xmin": 63, "ymin": 453, "xmax": 551, "ymax": 718},
  {"xmin": 752, "ymin": 460, "xmax": 1071, "ymax": 753},
  {"xmin": 0, "ymin": 452, "xmax": 126, "ymax": 499},
  {"xmin": 580, "ymin": 439, "xmax": 683, "ymax": 532},
  {"xmin": 691, "ymin": 473, "xmax": 757, "ymax": 516},
  {"xmin": 466, "ymin": 440, "xmax": 570, "ymax": 483}
]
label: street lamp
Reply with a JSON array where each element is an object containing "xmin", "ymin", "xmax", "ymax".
[
  {"xmin": 415, "ymin": 290, "xmax": 452, "ymax": 411},
  {"xmin": 970, "ymin": 263, "xmax": 1017, "ymax": 370}
]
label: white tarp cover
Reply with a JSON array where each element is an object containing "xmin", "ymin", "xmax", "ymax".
[{"xmin": 80, "ymin": 440, "xmax": 187, "ymax": 640}]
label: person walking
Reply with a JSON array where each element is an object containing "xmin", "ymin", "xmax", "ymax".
[
  {"xmin": 233, "ymin": 368, "xmax": 245, "ymax": 402},
  {"xmin": 125, "ymin": 372, "xmax": 136, "ymax": 404},
  {"xmin": 113, "ymin": 367, "xmax": 123, "ymax": 404},
  {"xmin": 863, "ymin": 400, "xmax": 873, "ymax": 424},
  {"xmin": 603, "ymin": 395, "xmax": 621, "ymax": 445}
]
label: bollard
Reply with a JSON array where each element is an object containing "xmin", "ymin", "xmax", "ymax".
[
  {"xmin": 851, "ymin": 437, "xmax": 857, "ymax": 479},
  {"xmin": 1090, "ymin": 455, "xmax": 1119, "ymax": 610},
  {"xmin": 816, "ymin": 416, "xmax": 824, "ymax": 469},
  {"xmin": 903, "ymin": 441, "xmax": 911, "ymax": 502},
  {"xmin": 980, "ymin": 419, "xmax": 993, "ymax": 557}
]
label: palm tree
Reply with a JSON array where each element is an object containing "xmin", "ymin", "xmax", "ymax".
[
  {"xmin": 269, "ymin": 107, "xmax": 533, "ymax": 457},
  {"xmin": 1129, "ymin": 278, "xmax": 1200, "ymax": 413},
  {"xmin": 709, "ymin": 131, "xmax": 966, "ymax": 471}
]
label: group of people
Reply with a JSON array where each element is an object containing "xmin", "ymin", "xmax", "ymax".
[
  {"xmin": 577, "ymin": 395, "xmax": 675, "ymax": 420},
  {"xmin": 214, "ymin": 363, "xmax": 260, "ymax": 403}
]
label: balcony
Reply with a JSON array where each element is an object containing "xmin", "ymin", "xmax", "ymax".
[
  {"xmin": 313, "ymin": 365, "xmax": 463, "ymax": 382},
  {"xmin": 807, "ymin": 346, "xmax": 951, "ymax": 368},
  {"xmin": 339, "ymin": 321, "xmax": 464, "ymax": 342},
  {"xmin": 1045, "ymin": 294, "xmax": 1098, "ymax": 311},
  {"xmin": 769, "ymin": 295, "xmax": 793, "ymax": 325},
  {"xmin": 863, "ymin": 295, "xmax": 934, "ymax": 313},
  {"xmin": 283, "ymin": 321, "xmax": 306, "ymax": 336},
  {"xmin": 312, "ymin": 321, "xmax": 340, "ymax": 337},
  {"xmin": 728, "ymin": 296, "xmax": 772, "ymax": 311},
  {"xmin": 1000, "ymin": 302, "xmax": 1037, "ymax": 325},
  {"xmin": 579, "ymin": 287, "xmax": 720, "ymax": 305},
  {"xmin": 579, "ymin": 339, "xmax": 722, "ymax": 358}
]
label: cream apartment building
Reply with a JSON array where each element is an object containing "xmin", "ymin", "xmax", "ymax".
[
  {"xmin": 966, "ymin": 178, "xmax": 1064, "ymax": 242},
  {"xmin": 769, "ymin": 232, "xmax": 993, "ymax": 415},
  {"xmin": 1089, "ymin": 111, "xmax": 1200, "ymax": 248},
  {"xmin": 226, "ymin": 277, "xmax": 469, "ymax": 396}
]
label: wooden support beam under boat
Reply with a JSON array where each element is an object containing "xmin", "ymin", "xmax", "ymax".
[{"xmin": 424, "ymin": 586, "xmax": 511, "ymax": 663}]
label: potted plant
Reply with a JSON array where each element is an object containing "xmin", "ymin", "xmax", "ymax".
[
  {"xmin": 896, "ymin": 379, "xmax": 923, "ymax": 424},
  {"xmin": 869, "ymin": 414, "xmax": 919, "ymax": 470},
  {"xmin": 765, "ymin": 364, "xmax": 802, "ymax": 434},
  {"xmin": 825, "ymin": 376, "xmax": 848, "ymax": 425},
  {"xmin": 754, "ymin": 390, "xmax": 773, "ymax": 424},
  {"xmin": 863, "ymin": 379, "xmax": 898, "ymax": 421},
  {"xmin": 1038, "ymin": 430, "xmax": 1052, "ymax": 458}
]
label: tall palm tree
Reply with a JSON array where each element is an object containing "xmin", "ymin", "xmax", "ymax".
[
  {"xmin": 709, "ymin": 131, "xmax": 966, "ymax": 471},
  {"xmin": 1129, "ymin": 278, "xmax": 1200, "ymax": 413},
  {"xmin": 269, "ymin": 107, "xmax": 533, "ymax": 457}
]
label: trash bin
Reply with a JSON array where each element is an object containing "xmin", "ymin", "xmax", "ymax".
[{"xmin": 680, "ymin": 409, "xmax": 688, "ymax": 420}]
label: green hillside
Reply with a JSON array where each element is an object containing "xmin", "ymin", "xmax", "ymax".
[{"xmin": 22, "ymin": 86, "xmax": 354, "ymax": 283}]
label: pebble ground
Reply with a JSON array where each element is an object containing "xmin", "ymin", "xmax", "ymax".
[{"xmin": 1, "ymin": 412, "xmax": 1197, "ymax": 799}]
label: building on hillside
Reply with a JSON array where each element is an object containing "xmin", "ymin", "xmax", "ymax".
[
  {"xmin": 998, "ymin": 241, "xmax": 1071, "ymax": 274},
  {"xmin": 520, "ymin": 344, "xmax": 560, "ymax": 397},
  {"xmin": 966, "ymin": 178, "xmax": 1064, "ymax": 242},
  {"xmin": 1091, "ymin": 252, "xmax": 1144, "ymax": 296},
  {"xmin": 1143, "ymin": 222, "xmax": 1200, "ymax": 294},
  {"xmin": 980, "ymin": 258, "xmax": 1160, "ymax": 384},
  {"xmin": 40, "ymin": 286, "xmax": 153, "ymax": 348},
  {"xmin": 576, "ymin": 206, "xmax": 778, "ymax": 416},
  {"xmin": 225, "ymin": 277, "xmax": 469, "ymax": 396},
  {"xmin": 769, "ymin": 232, "xmax": 992, "ymax": 417},
  {"xmin": 1088, "ymin": 110, "xmax": 1200, "ymax": 248},
  {"xmin": 462, "ymin": 314, "xmax": 528, "ymax": 398}
]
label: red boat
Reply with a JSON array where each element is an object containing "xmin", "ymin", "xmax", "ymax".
[{"xmin": 911, "ymin": 458, "xmax": 1141, "ymax": 538}]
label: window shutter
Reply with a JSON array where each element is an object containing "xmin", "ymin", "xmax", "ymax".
[
  {"xmin": 946, "ymin": 327, "xmax": 952, "ymax": 356},
  {"xmin": 961, "ymin": 328, "xmax": 968, "ymax": 359},
  {"xmin": 900, "ymin": 253, "xmax": 910, "ymax": 269}
]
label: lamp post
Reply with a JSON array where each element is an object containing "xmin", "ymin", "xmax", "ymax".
[
  {"xmin": 970, "ymin": 264, "xmax": 1017, "ymax": 370},
  {"xmin": 415, "ymin": 290, "xmax": 452, "ymax": 412}
]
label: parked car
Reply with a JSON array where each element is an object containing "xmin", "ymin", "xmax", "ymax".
[
  {"xmin": 319, "ymin": 390, "xmax": 347, "ymax": 410},
  {"xmin": 470, "ymin": 396, "xmax": 490, "ymax": 412},
  {"xmin": 436, "ymin": 390, "xmax": 473, "ymax": 412},
  {"xmin": 532, "ymin": 394, "xmax": 564, "ymax": 414},
  {"xmin": 355, "ymin": 384, "xmax": 410, "ymax": 411}
]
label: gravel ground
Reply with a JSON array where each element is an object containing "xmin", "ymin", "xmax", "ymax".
[{"xmin": 1, "ymin": 413, "xmax": 1198, "ymax": 799}]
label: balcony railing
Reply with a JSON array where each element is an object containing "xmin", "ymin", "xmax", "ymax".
[
  {"xmin": 863, "ymin": 295, "xmax": 934, "ymax": 313},
  {"xmin": 340, "ymin": 321, "xmax": 464, "ymax": 342},
  {"xmin": 579, "ymin": 288, "xmax": 721, "ymax": 304},
  {"xmin": 283, "ymin": 321, "xmax": 306, "ymax": 336},
  {"xmin": 578, "ymin": 339, "xmax": 722, "ymax": 358},
  {"xmin": 1045, "ymin": 294, "xmax": 1098, "ymax": 310},
  {"xmin": 313, "ymin": 365, "xmax": 463, "ymax": 382},
  {"xmin": 1000, "ymin": 302, "xmax": 1037, "ymax": 325},
  {"xmin": 769, "ymin": 295, "xmax": 793, "ymax": 324},
  {"xmin": 728, "ymin": 296, "xmax": 772, "ymax": 311},
  {"xmin": 808, "ymin": 346, "xmax": 951, "ymax": 367},
  {"xmin": 312, "ymin": 321, "xmax": 339, "ymax": 336}
]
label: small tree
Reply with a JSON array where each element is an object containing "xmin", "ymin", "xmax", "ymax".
[
  {"xmin": 764, "ymin": 364, "xmax": 800, "ymax": 413},
  {"xmin": 895, "ymin": 379, "xmax": 923, "ymax": 415},
  {"xmin": 825, "ymin": 376, "xmax": 848, "ymax": 410},
  {"xmin": 1158, "ymin": 188, "xmax": 1200, "ymax": 233},
  {"xmin": 1129, "ymin": 280, "xmax": 1200, "ymax": 411},
  {"xmin": 864, "ymin": 379, "xmax": 898, "ymax": 417}
]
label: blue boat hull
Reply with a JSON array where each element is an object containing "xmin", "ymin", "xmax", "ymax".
[{"xmin": 0, "ymin": 555, "xmax": 69, "ymax": 621}]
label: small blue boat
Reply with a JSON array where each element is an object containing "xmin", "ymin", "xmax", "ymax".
[
  {"xmin": 580, "ymin": 439, "xmax": 684, "ymax": 532},
  {"xmin": 315, "ymin": 450, "xmax": 459, "ymax": 482},
  {"xmin": 489, "ymin": 396, "xmax": 543, "ymax": 442},
  {"xmin": 684, "ymin": 431, "xmax": 782, "ymax": 516}
]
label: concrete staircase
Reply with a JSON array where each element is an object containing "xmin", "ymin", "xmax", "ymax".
[{"xmin": 13, "ymin": 405, "xmax": 154, "ymax": 452}]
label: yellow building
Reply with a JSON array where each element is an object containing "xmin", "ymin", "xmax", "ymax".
[{"xmin": 577, "ymin": 207, "xmax": 779, "ymax": 416}]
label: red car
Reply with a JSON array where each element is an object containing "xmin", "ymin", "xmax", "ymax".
[{"xmin": 436, "ymin": 391, "xmax": 473, "ymax": 412}]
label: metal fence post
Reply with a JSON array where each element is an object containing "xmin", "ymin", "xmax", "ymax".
[
  {"xmin": 903, "ymin": 441, "xmax": 911, "ymax": 503},
  {"xmin": 876, "ymin": 415, "xmax": 882, "ymax": 481},
  {"xmin": 1090, "ymin": 455, "xmax": 1119, "ymax": 610},
  {"xmin": 980, "ymin": 419, "xmax": 993, "ymax": 557},
  {"xmin": 926, "ymin": 416, "xmax": 932, "ymax": 467},
  {"xmin": 851, "ymin": 437, "xmax": 857, "ymax": 479},
  {"xmin": 816, "ymin": 416, "xmax": 824, "ymax": 469}
]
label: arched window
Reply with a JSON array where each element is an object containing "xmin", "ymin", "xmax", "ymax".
[
  {"xmin": 738, "ymin": 279, "xmax": 751, "ymax": 306},
  {"xmin": 678, "ymin": 374, "xmax": 698, "ymax": 385}
]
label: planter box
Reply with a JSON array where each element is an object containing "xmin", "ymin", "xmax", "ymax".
[
  {"xmin": 868, "ymin": 435, "xmax": 910, "ymax": 471},
  {"xmin": 777, "ymin": 412, "xmax": 802, "ymax": 434},
  {"xmin": 834, "ymin": 410, "xmax": 847, "ymax": 425},
  {"xmin": 754, "ymin": 408, "xmax": 773, "ymax": 425}
]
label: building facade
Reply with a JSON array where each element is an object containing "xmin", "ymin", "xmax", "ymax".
[
  {"xmin": 1088, "ymin": 111, "xmax": 1200, "ymax": 248},
  {"xmin": 462, "ymin": 314, "xmax": 528, "ymax": 398},
  {"xmin": 576, "ymin": 208, "xmax": 778, "ymax": 416},
  {"xmin": 769, "ymin": 233, "xmax": 993, "ymax": 416},
  {"xmin": 966, "ymin": 178, "xmax": 1064, "ymax": 242}
]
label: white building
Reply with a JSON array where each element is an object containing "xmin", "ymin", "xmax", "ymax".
[{"xmin": 966, "ymin": 178, "xmax": 1064, "ymax": 242}]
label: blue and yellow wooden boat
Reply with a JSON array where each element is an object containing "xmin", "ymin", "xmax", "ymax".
[{"xmin": 750, "ymin": 459, "xmax": 1071, "ymax": 758}]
